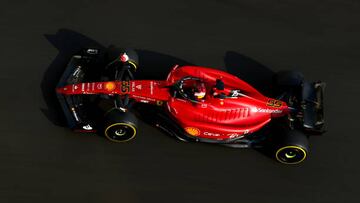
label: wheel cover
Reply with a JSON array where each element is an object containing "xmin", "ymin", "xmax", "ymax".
[
  {"xmin": 105, "ymin": 123, "xmax": 136, "ymax": 142},
  {"xmin": 275, "ymin": 146, "xmax": 307, "ymax": 164}
]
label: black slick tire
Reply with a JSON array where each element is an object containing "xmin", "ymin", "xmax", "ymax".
[{"xmin": 102, "ymin": 109, "xmax": 138, "ymax": 143}]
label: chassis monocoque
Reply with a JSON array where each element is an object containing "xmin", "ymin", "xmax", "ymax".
[{"xmin": 56, "ymin": 48, "xmax": 325, "ymax": 164}]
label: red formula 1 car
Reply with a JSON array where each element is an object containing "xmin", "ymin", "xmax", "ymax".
[{"xmin": 56, "ymin": 48, "xmax": 325, "ymax": 164}]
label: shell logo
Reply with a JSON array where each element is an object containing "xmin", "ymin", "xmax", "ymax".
[
  {"xmin": 105, "ymin": 82, "xmax": 116, "ymax": 91},
  {"xmin": 185, "ymin": 127, "xmax": 200, "ymax": 136}
]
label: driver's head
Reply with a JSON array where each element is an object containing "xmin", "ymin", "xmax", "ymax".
[{"xmin": 193, "ymin": 81, "xmax": 206, "ymax": 100}]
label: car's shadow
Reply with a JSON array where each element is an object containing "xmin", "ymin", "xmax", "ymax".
[
  {"xmin": 41, "ymin": 29, "xmax": 106, "ymax": 127},
  {"xmin": 136, "ymin": 49, "xmax": 194, "ymax": 80},
  {"xmin": 41, "ymin": 29, "xmax": 277, "ymax": 161},
  {"xmin": 224, "ymin": 51, "xmax": 275, "ymax": 96},
  {"xmin": 41, "ymin": 29, "xmax": 193, "ymax": 127},
  {"xmin": 224, "ymin": 53, "xmax": 278, "ymax": 160}
]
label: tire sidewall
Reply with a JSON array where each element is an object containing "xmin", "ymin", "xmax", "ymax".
[
  {"xmin": 102, "ymin": 109, "xmax": 138, "ymax": 143},
  {"xmin": 274, "ymin": 130, "xmax": 309, "ymax": 164},
  {"xmin": 104, "ymin": 122, "xmax": 137, "ymax": 143}
]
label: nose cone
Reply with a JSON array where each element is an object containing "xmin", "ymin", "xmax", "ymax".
[{"xmin": 56, "ymin": 87, "xmax": 68, "ymax": 94}]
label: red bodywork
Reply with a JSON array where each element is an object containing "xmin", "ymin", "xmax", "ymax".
[{"xmin": 57, "ymin": 65, "xmax": 290, "ymax": 140}]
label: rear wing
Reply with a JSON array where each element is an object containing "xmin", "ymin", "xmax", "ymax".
[{"xmin": 302, "ymin": 81, "xmax": 325, "ymax": 134}]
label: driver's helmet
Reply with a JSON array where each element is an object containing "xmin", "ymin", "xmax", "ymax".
[{"xmin": 193, "ymin": 81, "xmax": 206, "ymax": 100}]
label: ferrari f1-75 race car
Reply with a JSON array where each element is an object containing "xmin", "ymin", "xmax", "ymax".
[{"xmin": 56, "ymin": 48, "xmax": 325, "ymax": 164}]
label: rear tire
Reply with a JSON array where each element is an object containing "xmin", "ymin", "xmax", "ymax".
[
  {"xmin": 274, "ymin": 130, "xmax": 309, "ymax": 164},
  {"xmin": 103, "ymin": 109, "xmax": 138, "ymax": 143}
]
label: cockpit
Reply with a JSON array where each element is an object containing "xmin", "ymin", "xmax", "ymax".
[
  {"xmin": 173, "ymin": 77, "xmax": 237, "ymax": 103},
  {"xmin": 172, "ymin": 77, "xmax": 207, "ymax": 102}
]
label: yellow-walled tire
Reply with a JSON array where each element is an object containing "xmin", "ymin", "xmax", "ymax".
[
  {"xmin": 103, "ymin": 109, "xmax": 137, "ymax": 143},
  {"xmin": 275, "ymin": 145, "xmax": 308, "ymax": 164},
  {"xmin": 274, "ymin": 130, "xmax": 309, "ymax": 164}
]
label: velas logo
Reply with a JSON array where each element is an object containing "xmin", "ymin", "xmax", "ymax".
[{"xmin": 185, "ymin": 127, "xmax": 200, "ymax": 136}]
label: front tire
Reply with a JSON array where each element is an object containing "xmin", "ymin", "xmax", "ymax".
[
  {"xmin": 103, "ymin": 109, "xmax": 137, "ymax": 143},
  {"xmin": 120, "ymin": 49, "xmax": 139, "ymax": 72}
]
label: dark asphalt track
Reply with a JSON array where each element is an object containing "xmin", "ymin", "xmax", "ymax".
[{"xmin": 1, "ymin": 0, "xmax": 359, "ymax": 202}]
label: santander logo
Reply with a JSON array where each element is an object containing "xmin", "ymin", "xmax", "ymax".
[{"xmin": 251, "ymin": 107, "xmax": 282, "ymax": 114}]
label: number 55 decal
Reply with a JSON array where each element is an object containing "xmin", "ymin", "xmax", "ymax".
[
  {"xmin": 121, "ymin": 81, "xmax": 130, "ymax": 93},
  {"xmin": 267, "ymin": 99, "xmax": 282, "ymax": 108}
]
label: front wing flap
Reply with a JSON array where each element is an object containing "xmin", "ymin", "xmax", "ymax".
[{"xmin": 56, "ymin": 55, "xmax": 94, "ymax": 131}]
